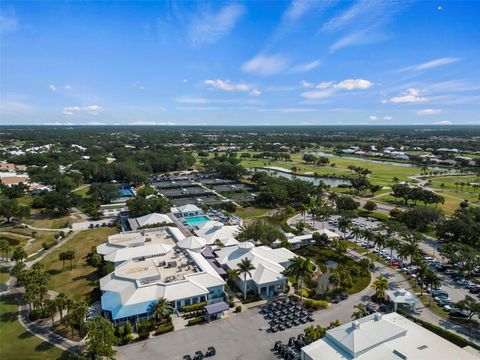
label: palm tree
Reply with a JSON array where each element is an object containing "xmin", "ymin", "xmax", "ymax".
[
  {"xmin": 285, "ymin": 257, "xmax": 314, "ymax": 300},
  {"xmin": 373, "ymin": 234, "xmax": 387, "ymax": 257},
  {"xmin": 226, "ymin": 268, "xmax": 239, "ymax": 289},
  {"xmin": 44, "ymin": 299, "xmax": 58, "ymax": 328},
  {"xmin": 351, "ymin": 227, "xmax": 363, "ymax": 244},
  {"xmin": 0, "ymin": 239, "xmax": 10, "ymax": 261},
  {"xmin": 55, "ymin": 293, "xmax": 69, "ymax": 319},
  {"xmin": 371, "ymin": 276, "xmax": 389, "ymax": 301},
  {"xmin": 397, "ymin": 244, "xmax": 409, "ymax": 270},
  {"xmin": 338, "ymin": 216, "xmax": 351, "ymax": 239},
  {"xmin": 351, "ymin": 303, "xmax": 368, "ymax": 320},
  {"xmin": 59, "ymin": 252, "xmax": 68, "ymax": 269},
  {"xmin": 416, "ymin": 261, "xmax": 429, "ymax": 294},
  {"xmin": 363, "ymin": 230, "xmax": 374, "ymax": 254},
  {"xmin": 237, "ymin": 258, "xmax": 255, "ymax": 300},
  {"xmin": 328, "ymin": 272, "xmax": 340, "ymax": 290},
  {"xmin": 424, "ymin": 270, "xmax": 440, "ymax": 305},
  {"xmin": 300, "ymin": 204, "xmax": 309, "ymax": 223},
  {"xmin": 404, "ymin": 233, "xmax": 420, "ymax": 277},
  {"xmin": 386, "ymin": 238, "xmax": 399, "ymax": 266},
  {"xmin": 151, "ymin": 297, "xmax": 173, "ymax": 324}
]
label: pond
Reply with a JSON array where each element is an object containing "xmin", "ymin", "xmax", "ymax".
[
  {"xmin": 252, "ymin": 168, "xmax": 350, "ymax": 187},
  {"xmin": 310, "ymin": 151, "xmax": 458, "ymax": 172},
  {"xmin": 315, "ymin": 260, "xmax": 338, "ymax": 295}
]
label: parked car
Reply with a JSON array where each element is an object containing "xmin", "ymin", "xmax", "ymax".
[
  {"xmin": 431, "ymin": 290, "xmax": 448, "ymax": 298},
  {"xmin": 448, "ymin": 308, "xmax": 469, "ymax": 318}
]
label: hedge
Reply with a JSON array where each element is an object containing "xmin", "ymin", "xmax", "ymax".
[
  {"xmin": 154, "ymin": 324, "xmax": 174, "ymax": 335},
  {"xmin": 41, "ymin": 240, "xmax": 57, "ymax": 250},
  {"xmin": 303, "ymin": 299, "xmax": 329, "ymax": 311},
  {"xmin": 399, "ymin": 311, "xmax": 480, "ymax": 351},
  {"xmin": 181, "ymin": 301, "xmax": 207, "ymax": 313},
  {"xmin": 187, "ymin": 317, "xmax": 206, "ymax": 326}
]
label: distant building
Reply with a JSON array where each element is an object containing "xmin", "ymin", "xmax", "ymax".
[
  {"xmin": 127, "ymin": 213, "xmax": 173, "ymax": 230},
  {"xmin": 195, "ymin": 221, "xmax": 240, "ymax": 247},
  {"xmin": 0, "ymin": 173, "xmax": 30, "ymax": 187},
  {"xmin": 171, "ymin": 204, "xmax": 202, "ymax": 218},
  {"xmin": 301, "ymin": 312, "xmax": 478, "ymax": 360}
]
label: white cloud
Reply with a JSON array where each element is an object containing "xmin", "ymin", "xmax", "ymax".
[
  {"xmin": 335, "ymin": 79, "xmax": 373, "ymax": 90},
  {"xmin": 64, "ymin": 85, "xmax": 72, "ymax": 90},
  {"xmin": 204, "ymin": 79, "xmax": 249, "ymax": 92},
  {"xmin": 368, "ymin": 115, "xmax": 378, "ymax": 121},
  {"xmin": 129, "ymin": 121, "xmax": 176, "ymax": 126},
  {"xmin": 400, "ymin": 57, "xmax": 460, "ymax": 72},
  {"xmin": 417, "ymin": 108, "xmax": 442, "ymax": 116},
  {"xmin": 433, "ymin": 120, "xmax": 452, "ymax": 125},
  {"xmin": 175, "ymin": 97, "xmax": 210, "ymax": 104},
  {"xmin": 48, "ymin": 84, "xmax": 57, "ymax": 92},
  {"xmin": 189, "ymin": 4, "xmax": 245, "ymax": 46},
  {"xmin": 290, "ymin": 60, "xmax": 321, "ymax": 73},
  {"xmin": 241, "ymin": 53, "xmax": 290, "ymax": 76},
  {"xmin": 301, "ymin": 79, "xmax": 374, "ymax": 99},
  {"xmin": 250, "ymin": 89, "xmax": 262, "ymax": 97},
  {"xmin": 63, "ymin": 105, "xmax": 104, "ymax": 116},
  {"xmin": 383, "ymin": 116, "xmax": 393, "ymax": 120},
  {"xmin": 86, "ymin": 121, "xmax": 106, "ymax": 126},
  {"xmin": 300, "ymin": 80, "xmax": 315, "ymax": 88},
  {"xmin": 259, "ymin": 108, "xmax": 317, "ymax": 113},
  {"xmin": 386, "ymin": 88, "xmax": 427, "ymax": 103},
  {"xmin": 322, "ymin": 0, "xmax": 406, "ymax": 51},
  {"xmin": 42, "ymin": 122, "xmax": 75, "ymax": 126}
]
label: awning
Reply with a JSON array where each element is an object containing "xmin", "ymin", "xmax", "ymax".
[{"xmin": 204, "ymin": 302, "xmax": 229, "ymax": 315}]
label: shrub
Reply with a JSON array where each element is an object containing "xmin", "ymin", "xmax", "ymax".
[
  {"xmin": 303, "ymin": 299, "xmax": 329, "ymax": 311},
  {"xmin": 180, "ymin": 301, "xmax": 207, "ymax": 313},
  {"xmin": 29, "ymin": 309, "xmax": 48, "ymax": 321},
  {"xmin": 234, "ymin": 305, "xmax": 242, "ymax": 313},
  {"xmin": 363, "ymin": 200, "xmax": 377, "ymax": 212},
  {"xmin": 136, "ymin": 320, "xmax": 154, "ymax": 340},
  {"xmin": 41, "ymin": 240, "xmax": 57, "ymax": 250},
  {"xmin": 187, "ymin": 317, "xmax": 206, "ymax": 326},
  {"xmin": 124, "ymin": 322, "xmax": 132, "ymax": 335},
  {"xmin": 154, "ymin": 324, "xmax": 174, "ymax": 335}
]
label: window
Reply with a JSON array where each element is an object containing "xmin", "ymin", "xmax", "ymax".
[{"xmin": 185, "ymin": 299, "xmax": 191, "ymax": 306}]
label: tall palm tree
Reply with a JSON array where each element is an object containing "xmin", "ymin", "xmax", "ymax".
[
  {"xmin": 363, "ymin": 230, "xmax": 374, "ymax": 254},
  {"xmin": 300, "ymin": 203, "xmax": 309, "ymax": 223},
  {"xmin": 416, "ymin": 261, "xmax": 429, "ymax": 294},
  {"xmin": 397, "ymin": 244, "xmax": 409, "ymax": 270},
  {"xmin": 151, "ymin": 297, "xmax": 173, "ymax": 324},
  {"xmin": 237, "ymin": 258, "xmax": 255, "ymax": 300},
  {"xmin": 285, "ymin": 257, "xmax": 314, "ymax": 300},
  {"xmin": 424, "ymin": 270, "xmax": 440, "ymax": 305},
  {"xmin": 371, "ymin": 276, "xmax": 389, "ymax": 301},
  {"xmin": 373, "ymin": 234, "xmax": 387, "ymax": 257},
  {"xmin": 404, "ymin": 233, "xmax": 420, "ymax": 277},
  {"xmin": 55, "ymin": 293, "xmax": 69, "ymax": 319},
  {"xmin": 338, "ymin": 216, "xmax": 351, "ymax": 239},
  {"xmin": 386, "ymin": 238, "xmax": 399, "ymax": 266},
  {"xmin": 351, "ymin": 227, "xmax": 363, "ymax": 244},
  {"xmin": 44, "ymin": 299, "xmax": 58, "ymax": 328}
]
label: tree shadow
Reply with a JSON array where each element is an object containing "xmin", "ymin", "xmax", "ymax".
[{"xmin": 1, "ymin": 310, "xmax": 18, "ymax": 323}]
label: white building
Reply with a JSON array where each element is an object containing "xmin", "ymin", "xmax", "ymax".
[
  {"xmin": 214, "ymin": 242, "xmax": 295, "ymax": 298},
  {"xmin": 127, "ymin": 213, "xmax": 173, "ymax": 230},
  {"xmin": 301, "ymin": 312, "xmax": 479, "ymax": 360},
  {"xmin": 195, "ymin": 221, "xmax": 240, "ymax": 247},
  {"xmin": 171, "ymin": 204, "xmax": 202, "ymax": 218},
  {"xmin": 97, "ymin": 227, "xmax": 226, "ymax": 324}
]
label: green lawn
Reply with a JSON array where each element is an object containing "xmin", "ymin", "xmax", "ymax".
[
  {"xmin": 40, "ymin": 227, "xmax": 118, "ymax": 303},
  {"xmin": 236, "ymin": 150, "xmax": 422, "ymax": 187},
  {"xmin": 0, "ymin": 266, "xmax": 10, "ymax": 284},
  {"xmin": 235, "ymin": 207, "xmax": 270, "ymax": 219},
  {"xmin": 0, "ymin": 294, "xmax": 67, "ymax": 360},
  {"xmin": 0, "ymin": 227, "xmax": 59, "ymax": 255},
  {"xmin": 72, "ymin": 185, "xmax": 90, "ymax": 198}
]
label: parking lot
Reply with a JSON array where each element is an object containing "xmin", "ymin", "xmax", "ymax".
[{"xmin": 118, "ymin": 287, "xmax": 375, "ymax": 360}]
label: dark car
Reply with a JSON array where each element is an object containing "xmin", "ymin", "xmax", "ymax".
[
  {"xmin": 449, "ymin": 309, "xmax": 469, "ymax": 318},
  {"xmin": 194, "ymin": 351, "xmax": 203, "ymax": 360},
  {"xmin": 183, "ymin": 356, "xmax": 192, "ymax": 360},
  {"xmin": 339, "ymin": 292, "xmax": 349, "ymax": 300}
]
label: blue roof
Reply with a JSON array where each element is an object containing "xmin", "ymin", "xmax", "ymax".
[{"xmin": 101, "ymin": 292, "xmax": 155, "ymax": 320}]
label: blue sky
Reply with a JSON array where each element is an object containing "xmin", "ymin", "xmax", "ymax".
[{"xmin": 1, "ymin": 0, "xmax": 479, "ymax": 126}]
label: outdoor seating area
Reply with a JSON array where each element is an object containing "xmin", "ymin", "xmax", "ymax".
[
  {"xmin": 272, "ymin": 333, "xmax": 307, "ymax": 360},
  {"xmin": 261, "ymin": 299, "xmax": 313, "ymax": 333},
  {"xmin": 183, "ymin": 346, "xmax": 216, "ymax": 360}
]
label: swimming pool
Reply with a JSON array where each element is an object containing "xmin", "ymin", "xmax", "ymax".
[
  {"xmin": 118, "ymin": 188, "xmax": 135, "ymax": 197},
  {"xmin": 184, "ymin": 215, "xmax": 210, "ymax": 228}
]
